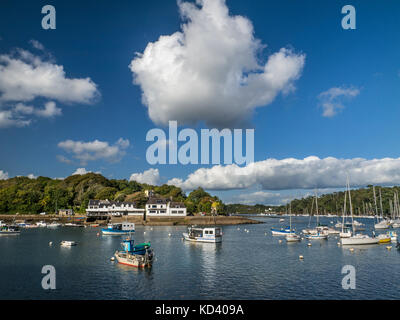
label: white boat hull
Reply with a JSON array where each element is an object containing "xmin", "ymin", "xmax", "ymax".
[
  {"xmin": 115, "ymin": 250, "xmax": 154, "ymax": 268},
  {"xmin": 341, "ymin": 236, "xmax": 379, "ymax": 245}
]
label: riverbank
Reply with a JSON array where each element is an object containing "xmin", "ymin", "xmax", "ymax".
[{"xmin": 0, "ymin": 214, "xmax": 262, "ymax": 226}]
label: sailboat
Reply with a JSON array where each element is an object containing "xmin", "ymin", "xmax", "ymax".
[
  {"xmin": 285, "ymin": 203, "xmax": 301, "ymax": 242},
  {"xmin": 374, "ymin": 187, "xmax": 390, "ymax": 229},
  {"xmin": 305, "ymin": 191, "xmax": 328, "ymax": 240},
  {"xmin": 340, "ymin": 190, "xmax": 352, "ymax": 238},
  {"xmin": 391, "ymin": 191, "xmax": 400, "ymax": 228},
  {"xmin": 341, "ymin": 179, "xmax": 379, "ymax": 245}
]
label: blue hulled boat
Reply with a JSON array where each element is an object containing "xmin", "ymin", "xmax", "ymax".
[{"xmin": 102, "ymin": 222, "xmax": 135, "ymax": 235}]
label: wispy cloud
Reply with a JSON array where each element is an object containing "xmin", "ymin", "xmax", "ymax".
[{"xmin": 318, "ymin": 86, "xmax": 360, "ymax": 117}]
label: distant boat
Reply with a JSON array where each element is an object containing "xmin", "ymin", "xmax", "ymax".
[
  {"xmin": 0, "ymin": 225, "xmax": 20, "ymax": 235},
  {"xmin": 285, "ymin": 202, "xmax": 301, "ymax": 242},
  {"xmin": 374, "ymin": 187, "xmax": 390, "ymax": 230},
  {"xmin": 387, "ymin": 230, "xmax": 397, "ymax": 242},
  {"xmin": 377, "ymin": 234, "xmax": 391, "ymax": 244},
  {"xmin": 61, "ymin": 241, "xmax": 77, "ymax": 247},
  {"xmin": 36, "ymin": 221, "xmax": 47, "ymax": 227},
  {"xmin": 375, "ymin": 220, "xmax": 390, "ymax": 230},
  {"xmin": 304, "ymin": 191, "xmax": 328, "ymax": 240},
  {"xmin": 271, "ymin": 226, "xmax": 295, "ymax": 236},
  {"xmin": 47, "ymin": 222, "xmax": 61, "ymax": 228},
  {"xmin": 306, "ymin": 233, "xmax": 328, "ymax": 240},
  {"xmin": 102, "ymin": 223, "xmax": 135, "ymax": 235},
  {"xmin": 64, "ymin": 223, "xmax": 84, "ymax": 228},
  {"xmin": 341, "ymin": 179, "xmax": 379, "ymax": 246}
]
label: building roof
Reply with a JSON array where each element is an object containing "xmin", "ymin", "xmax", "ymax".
[
  {"xmin": 169, "ymin": 202, "xmax": 185, "ymax": 208},
  {"xmin": 88, "ymin": 199, "xmax": 137, "ymax": 207},
  {"xmin": 146, "ymin": 197, "xmax": 167, "ymax": 205}
]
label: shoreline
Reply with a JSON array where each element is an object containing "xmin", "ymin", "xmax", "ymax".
[{"xmin": 0, "ymin": 214, "xmax": 262, "ymax": 226}]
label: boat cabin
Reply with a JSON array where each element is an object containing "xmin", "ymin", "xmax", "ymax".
[
  {"xmin": 107, "ymin": 222, "xmax": 135, "ymax": 231},
  {"xmin": 188, "ymin": 227, "xmax": 221, "ymax": 238}
]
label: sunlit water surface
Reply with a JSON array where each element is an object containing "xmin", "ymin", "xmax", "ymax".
[{"xmin": 0, "ymin": 217, "xmax": 399, "ymax": 299}]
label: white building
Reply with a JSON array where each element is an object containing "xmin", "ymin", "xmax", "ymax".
[
  {"xmin": 86, "ymin": 199, "xmax": 145, "ymax": 217},
  {"xmin": 146, "ymin": 198, "xmax": 187, "ymax": 217}
]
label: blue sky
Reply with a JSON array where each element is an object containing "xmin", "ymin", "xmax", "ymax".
[{"xmin": 1, "ymin": 0, "xmax": 400, "ymax": 205}]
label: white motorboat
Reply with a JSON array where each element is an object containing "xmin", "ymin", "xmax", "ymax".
[
  {"xmin": 47, "ymin": 222, "xmax": 61, "ymax": 228},
  {"xmin": 306, "ymin": 232, "xmax": 328, "ymax": 240},
  {"xmin": 60, "ymin": 241, "xmax": 77, "ymax": 247},
  {"xmin": 374, "ymin": 220, "xmax": 390, "ymax": 229},
  {"xmin": 101, "ymin": 223, "xmax": 135, "ymax": 235},
  {"xmin": 183, "ymin": 226, "xmax": 222, "ymax": 243},
  {"xmin": 36, "ymin": 221, "xmax": 47, "ymax": 227},
  {"xmin": 286, "ymin": 234, "xmax": 301, "ymax": 242},
  {"xmin": 0, "ymin": 225, "xmax": 21, "ymax": 235}
]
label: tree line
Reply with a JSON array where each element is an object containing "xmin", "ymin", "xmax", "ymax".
[{"xmin": 0, "ymin": 173, "xmax": 226, "ymax": 215}]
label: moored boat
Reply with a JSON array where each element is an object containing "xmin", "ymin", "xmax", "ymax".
[
  {"xmin": 271, "ymin": 227, "xmax": 294, "ymax": 236},
  {"xmin": 341, "ymin": 234, "xmax": 379, "ymax": 245},
  {"xmin": 36, "ymin": 221, "xmax": 47, "ymax": 227},
  {"xmin": 114, "ymin": 237, "xmax": 154, "ymax": 268},
  {"xmin": 377, "ymin": 234, "xmax": 391, "ymax": 244},
  {"xmin": 306, "ymin": 232, "xmax": 328, "ymax": 240},
  {"xmin": 183, "ymin": 226, "xmax": 222, "ymax": 243},
  {"xmin": 0, "ymin": 225, "xmax": 20, "ymax": 235},
  {"xmin": 375, "ymin": 220, "xmax": 390, "ymax": 230},
  {"xmin": 102, "ymin": 222, "xmax": 135, "ymax": 235},
  {"xmin": 60, "ymin": 240, "xmax": 77, "ymax": 247},
  {"xmin": 47, "ymin": 222, "xmax": 61, "ymax": 228}
]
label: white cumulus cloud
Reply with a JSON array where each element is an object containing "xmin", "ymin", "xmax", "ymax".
[
  {"xmin": 168, "ymin": 156, "xmax": 400, "ymax": 191},
  {"xmin": 0, "ymin": 49, "xmax": 99, "ymax": 104},
  {"xmin": 72, "ymin": 168, "xmax": 101, "ymax": 175},
  {"xmin": 129, "ymin": 168, "xmax": 160, "ymax": 185},
  {"xmin": 129, "ymin": 0, "xmax": 305, "ymax": 128},
  {"xmin": 58, "ymin": 138, "xmax": 130, "ymax": 164},
  {"xmin": 0, "ymin": 45, "xmax": 99, "ymax": 128}
]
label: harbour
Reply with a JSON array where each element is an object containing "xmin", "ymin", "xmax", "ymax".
[{"xmin": 1, "ymin": 216, "xmax": 400, "ymax": 300}]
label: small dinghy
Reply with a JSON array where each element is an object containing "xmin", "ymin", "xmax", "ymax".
[{"xmin": 60, "ymin": 241, "xmax": 77, "ymax": 247}]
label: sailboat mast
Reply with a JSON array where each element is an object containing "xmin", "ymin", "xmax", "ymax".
[
  {"xmin": 342, "ymin": 189, "xmax": 347, "ymax": 233},
  {"xmin": 373, "ymin": 186, "xmax": 379, "ymax": 223},
  {"xmin": 379, "ymin": 188, "xmax": 383, "ymax": 220},
  {"xmin": 315, "ymin": 191, "xmax": 319, "ymax": 226},
  {"xmin": 347, "ymin": 179, "xmax": 355, "ymax": 234}
]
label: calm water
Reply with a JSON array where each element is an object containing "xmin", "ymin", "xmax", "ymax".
[{"xmin": 1, "ymin": 217, "xmax": 399, "ymax": 300}]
